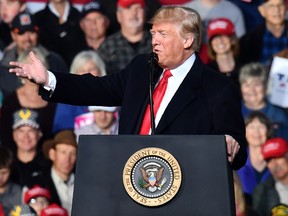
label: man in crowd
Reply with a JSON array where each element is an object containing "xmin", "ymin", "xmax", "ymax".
[
  {"xmin": 0, "ymin": 0, "xmax": 26, "ymax": 46},
  {"xmin": 74, "ymin": 106, "xmax": 119, "ymax": 140},
  {"xmin": 36, "ymin": 130, "xmax": 77, "ymax": 215},
  {"xmin": 33, "ymin": 0, "xmax": 85, "ymax": 65},
  {"xmin": 0, "ymin": 12, "xmax": 68, "ymax": 96},
  {"xmin": 79, "ymin": 1, "xmax": 110, "ymax": 50},
  {"xmin": 97, "ymin": 0, "xmax": 152, "ymax": 74},
  {"xmin": 10, "ymin": 108, "xmax": 51, "ymax": 187},
  {"xmin": 239, "ymin": 0, "xmax": 288, "ymax": 65},
  {"xmin": 253, "ymin": 137, "xmax": 288, "ymax": 216},
  {"xmin": 23, "ymin": 185, "xmax": 51, "ymax": 215},
  {"xmin": 0, "ymin": 147, "xmax": 22, "ymax": 216}
]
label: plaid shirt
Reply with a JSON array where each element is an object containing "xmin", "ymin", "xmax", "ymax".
[
  {"xmin": 261, "ymin": 28, "xmax": 288, "ymax": 65},
  {"xmin": 97, "ymin": 30, "xmax": 152, "ymax": 74}
]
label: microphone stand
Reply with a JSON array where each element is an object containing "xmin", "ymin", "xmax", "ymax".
[{"xmin": 148, "ymin": 53, "xmax": 158, "ymax": 135}]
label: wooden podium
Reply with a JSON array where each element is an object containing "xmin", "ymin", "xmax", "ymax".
[{"xmin": 72, "ymin": 135, "xmax": 235, "ymax": 216}]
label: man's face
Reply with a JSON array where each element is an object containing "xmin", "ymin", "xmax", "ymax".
[
  {"xmin": 0, "ymin": 0, "xmax": 23, "ymax": 24},
  {"xmin": 0, "ymin": 168, "xmax": 10, "ymax": 189},
  {"xmin": 117, "ymin": 4, "xmax": 144, "ymax": 31},
  {"xmin": 11, "ymin": 31, "xmax": 38, "ymax": 53},
  {"xmin": 80, "ymin": 12, "xmax": 109, "ymax": 40},
  {"xmin": 13, "ymin": 125, "xmax": 41, "ymax": 152},
  {"xmin": 267, "ymin": 155, "xmax": 288, "ymax": 181},
  {"xmin": 151, "ymin": 22, "xmax": 191, "ymax": 69},
  {"xmin": 51, "ymin": 144, "xmax": 77, "ymax": 177},
  {"xmin": 93, "ymin": 111, "xmax": 115, "ymax": 131},
  {"xmin": 259, "ymin": 0, "xmax": 286, "ymax": 26}
]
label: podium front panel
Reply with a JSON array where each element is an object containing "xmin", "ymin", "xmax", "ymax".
[{"xmin": 72, "ymin": 135, "xmax": 235, "ymax": 216}]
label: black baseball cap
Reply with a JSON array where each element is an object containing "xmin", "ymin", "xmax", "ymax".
[
  {"xmin": 80, "ymin": 1, "xmax": 107, "ymax": 20},
  {"xmin": 11, "ymin": 12, "xmax": 39, "ymax": 34}
]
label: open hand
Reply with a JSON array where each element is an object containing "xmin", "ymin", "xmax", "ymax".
[{"xmin": 9, "ymin": 51, "xmax": 48, "ymax": 85}]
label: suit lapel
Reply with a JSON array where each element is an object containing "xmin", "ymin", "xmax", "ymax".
[{"xmin": 156, "ymin": 55, "xmax": 204, "ymax": 134}]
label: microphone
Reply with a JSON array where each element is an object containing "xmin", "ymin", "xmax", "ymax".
[{"xmin": 148, "ymin": 52, "xmax": 158, "ymax": 135}]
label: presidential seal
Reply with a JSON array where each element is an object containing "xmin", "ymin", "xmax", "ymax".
[{"xmin": 123, "ymin": 147, "xmax": 182, "ymax": 207}]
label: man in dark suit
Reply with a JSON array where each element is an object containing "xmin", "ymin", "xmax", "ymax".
[{"xmin": 9, "ymin": 6, "xmax": 247, "ymax": 170}]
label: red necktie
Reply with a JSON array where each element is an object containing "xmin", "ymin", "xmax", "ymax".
[{"xmin": 140, "ymin": 70, "xmax": 172, "ymax": 135}]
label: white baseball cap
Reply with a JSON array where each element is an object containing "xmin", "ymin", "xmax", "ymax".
[{"xmin": 88, "ymin": 106, "xmax": 117, "ymax": 112}]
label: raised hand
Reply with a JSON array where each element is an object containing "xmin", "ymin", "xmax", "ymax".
[{"xmin": 9, "ymin": 51, "xmax": 49, "ymax": 85}]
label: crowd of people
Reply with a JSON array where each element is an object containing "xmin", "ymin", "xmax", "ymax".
[{"xmin": 0, "ymin": 0, "xmax": 288, "ymax": 215}]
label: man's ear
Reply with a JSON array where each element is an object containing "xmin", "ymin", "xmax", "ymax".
[
  {"xmin": 105, "ymin": 17, "xmax": 110, "ymax": 29},
  {"xmin": 116, "ymin": 9, "xmax": 122, "ymax": 24},
  {"xmin": 11, "ymin": 31, "xmax": 16, "ymax": 41},
  {"xmin": 258, "ymin": 4, "xmax": 266, "ymax": 18},
  {"xmin": 183, "ymin": 34, "xmax": 194, "ymax": 49},
  {"xmin": 49, "ymin": 148, "xmax": 56, "ymax": 161},
  {"xmin": 20, "ymin": 3, "xmax": 27, "ymax": 12}
]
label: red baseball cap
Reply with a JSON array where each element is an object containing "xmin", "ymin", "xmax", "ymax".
[
  {"xmin": 40, "ymin": 204, "xmax": 68, "ymax": 216},
  {"xmin": 24, "ymin": 185, "xmax": 51, "ymax": 204},
  {"xmin": 117, "ymin": 0, "xmax": 145, "ymax": 8},
  {"xmin": 207, "ymin": 18, "xmax": 235, "ymax": 40},
  {"xmin": 262, "ymin": 137, "xmax": 288, "ymax": 160}
]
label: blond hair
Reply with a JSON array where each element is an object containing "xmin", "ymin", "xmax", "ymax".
[{"xmin": 149, "ymin": 6, "xmax": 202, "ymax": 52}]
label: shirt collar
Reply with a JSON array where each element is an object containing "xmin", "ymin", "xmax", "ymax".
[
  {"xmin": 51, "ymin": 167, "xmax": 75, "ymax": 185},
  {"xmin": 48, "ymin": 1, "xmax": 70, "ymax": 23},
  {"xmin": 169, "ymin": 53, "xmax": 196, "ymax": 82}
]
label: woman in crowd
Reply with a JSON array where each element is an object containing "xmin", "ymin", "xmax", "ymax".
[
  {"xmin": 239, "ymin": 62, "xmax": 288, "ymax": 140},
  {"xmin": 52, "ymin": 50, "xmax": 107, "ymax": 134},
  {"xmin": 206, "ymin": 17, "xmax": 242, "ymax": 88},
  {"xmin": 237, "ymin": 111, "xmax": 273, "ymax": 205}
]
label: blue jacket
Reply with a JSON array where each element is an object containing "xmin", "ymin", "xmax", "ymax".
[
  {"xmin": 237, "ymin": 150, "xmax": 271, "ymax": 195},
  {"xmin": 52, "ymin": 103, "xmax": 89, "ymax": 134}
]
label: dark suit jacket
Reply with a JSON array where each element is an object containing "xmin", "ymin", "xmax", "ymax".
[{"xmin": 40, "ymin": 53, "xmax": 247, "ymax": 170}]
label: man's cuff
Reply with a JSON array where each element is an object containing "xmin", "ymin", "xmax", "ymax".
[
  {"xmin": 43, "ymin": 70, "xmax": 56, "ymax": 90},
  {"xmin": 42, "ymin": 71, "xmax": 57, "ymax": 97}
]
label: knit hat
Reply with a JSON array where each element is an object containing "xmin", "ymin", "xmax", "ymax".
[
  {"xmin": 9, "ymin": 204, "xmax": 37, "ymax": 216},
  {"xmin": 88, "ymin": 106, "xmax": 117, "ymax": 112},
  {"xmin": 11, "ymin": 12, "xmax": 39, "ymax": 34},
  {"xmin": 262, "ymin": 137, "xmax": 288, "ymax": 160},
  {"xmin": 81, "ymin": 1, "xmax": 107, "ymax": 19},
  {"xmin": 12, "ymin": 109, "xmax": 40, "ymax": 130},
  {"xmin": 24, "ymin": 185, "xmax": 51, "ymax": 204},
  {"xmin": 271, "ymin": 203, "xmax": 288, "ymax": 216},
  {"xmin": 207, "ymin": 18, "xmax": 235, "ymax": 40},
  {"xmin": 40, "ymin": 204, "xmax": 68, "ymax": 216},
  {"xmin": 117, "ymin": 0, "xmax": 145, "ymax": 8},
  {"xmin": 42, "ymin": 130, "xmax": 77, "ymax": 159}
]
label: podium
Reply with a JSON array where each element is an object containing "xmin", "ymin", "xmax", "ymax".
[{"xmin": 72, "ymin": 135, "xmax": 235, "ymax": 216}]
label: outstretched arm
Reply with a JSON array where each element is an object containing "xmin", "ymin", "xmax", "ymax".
[{"xmin": 9, "ymin": 51, "xmax": 49, "ymax": 86}]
